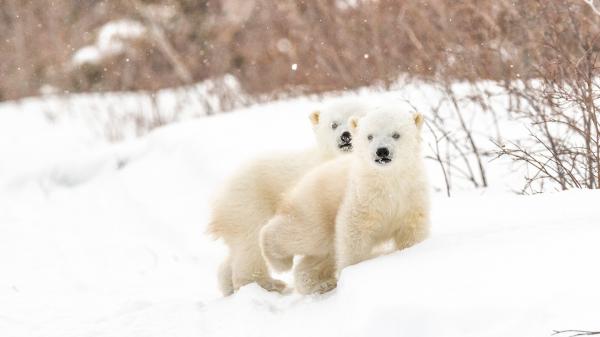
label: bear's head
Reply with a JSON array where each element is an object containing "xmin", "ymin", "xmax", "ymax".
[
  {"xmin": 348, "ymin": 106, "xmax": 424, "ymax": 168},
  {"xmin": 309, "ymin": 99, "xmax": 368, "ymax": 157}
]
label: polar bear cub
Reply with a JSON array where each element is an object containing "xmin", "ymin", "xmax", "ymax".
[
  {"xmin": 207, "ymin": 99, "xmax": 368, "ymax": 296},
  {"xmin": 260, "ymin": 106, "xmax": 430, "ymax": 294}
]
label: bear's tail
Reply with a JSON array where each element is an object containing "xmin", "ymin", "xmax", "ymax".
[{"xmin": 205, "ymin": 219, "xmax": 224, "ymax": 240}]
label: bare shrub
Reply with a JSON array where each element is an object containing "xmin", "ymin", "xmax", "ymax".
[
  {"xmin": 494, "ymin": 1, "xmax": 600, "ymax": 192},
  {"xmin": 421, "ymin": 81, "xmax": 510, "ymax": 195},
  {"xmin": 553, "ymin": 330, "xmax": 600, "ymax": 337}
]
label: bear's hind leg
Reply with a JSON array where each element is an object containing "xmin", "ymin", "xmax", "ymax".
[
  {"xmin": 231, "ymin": 239, "xmax": 288, "ymax": 294},
  {"xmin": 294, "ymin": 254, "xmax": 337, "ymax": 295},
  {"xmin": 217, "ymin": 255, "xmax": 234, "ymax": 296}
]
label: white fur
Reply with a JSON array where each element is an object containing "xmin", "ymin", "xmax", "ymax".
[
  {"xmin": 207, "ymin": 99, "xmax": 368, "ymax": 295},
  {"xmin": 260, "ymin": 106, "xmax": 430, "ymax": 294}
]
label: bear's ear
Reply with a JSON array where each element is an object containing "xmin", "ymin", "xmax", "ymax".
[
  {"xmin": 413, "ymin": 112, "xmax": 424, "ymax": 129},
  {"xmin": 349, "ymin": 116, "xmax": 359, "ymax": 131},
  {"xmin": 309, "ymin": 110, "xmax": 320, "ymax": 126}
]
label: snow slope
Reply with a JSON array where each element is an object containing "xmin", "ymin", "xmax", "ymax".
[
  {"xmin": 201, "ymin": 191, "xmax": 600, "ymax": 337},
  {"xmin": 1, "ymin": 91, "xmax": 599, "ymax": 337}
]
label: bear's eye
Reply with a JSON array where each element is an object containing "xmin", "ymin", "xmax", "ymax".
[
  {"xmin": 331, "ymin": 122, "xmax": 338, "ymax": 130},
  {"xmin": 392, "ymin": 132, "xmax": 400, "ymax": 140},
  {"xmin": 367, "ymin": 135, "xmax": 373, "ymax": 141}
]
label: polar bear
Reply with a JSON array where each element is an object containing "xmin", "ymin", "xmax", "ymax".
[
  {"xmin": 207, "ymin": 99, "xmax": 368, "ymax": 296},
  {"xmin": 259, "ymin": 106, "xmax": 430, "ymax": 294}
]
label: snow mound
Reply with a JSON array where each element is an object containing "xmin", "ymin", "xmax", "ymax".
[{"xmin": 198, "ymin": 191, "xmax": 600, "ymax": 337}]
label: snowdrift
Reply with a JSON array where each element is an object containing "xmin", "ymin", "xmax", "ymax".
[{"xmin": 1, "ymin": 89, "xmax": 599, "ymax": 337}]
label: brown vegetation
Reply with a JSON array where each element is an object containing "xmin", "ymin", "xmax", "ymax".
[{"xmin": 1, "ymin": 0, "xmax": 598, "ymax": 101}]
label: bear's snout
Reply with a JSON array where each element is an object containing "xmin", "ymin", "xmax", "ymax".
[
  {"xmin": 376, "ymin": 147, "xmax": 390, "ymax": 158},
  {"xmin": 338, "ymin": 131, "xmax": 353, "ymax": 152},
  {"xmin": 374, "ymin": 147, "xmax": 392, "ymax": 165},
  {"xmin": 341, "ymin": 131, "xmax": 351, "ymax": 143}
]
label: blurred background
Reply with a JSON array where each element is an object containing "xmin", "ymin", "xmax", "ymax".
[
  {"xmin": 1, "ymin": 0, "xmax": 597, "ymax": 99},
  {"xmin": 3, "ymin": 0, "xmax": 599, "ymax": 192}
]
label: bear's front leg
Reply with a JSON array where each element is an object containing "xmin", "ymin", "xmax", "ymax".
[
  {"xmin": 393, "ymin": 209, "xmax": 430, "ymax": 251},
  {"xmin": 335, "ymin": 214, "xmax": 379, "ymax": 274}
]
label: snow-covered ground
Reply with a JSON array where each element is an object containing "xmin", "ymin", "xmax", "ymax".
[{"xmin": 1, "ymin": 87, "xmax": 599, "ymax": 337}]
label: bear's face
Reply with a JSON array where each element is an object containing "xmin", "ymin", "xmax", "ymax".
[
  {"xmin": 349, "ymin": 107, "xmax": 423, "ymax": 168},
  {"xmin": 309, "ymin": 100, "xmax": 368, "ymax": 156}
]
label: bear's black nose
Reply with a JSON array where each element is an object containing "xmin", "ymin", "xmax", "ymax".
[
  {"xmin": 376, "ymin": 147, "xmax": 390, "ymax": 158},
  {"xmin": 341, "ymin": 131, "xmax": 351, "ymax": 143}
]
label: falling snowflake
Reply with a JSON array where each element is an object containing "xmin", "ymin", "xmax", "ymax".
[{"xmin": 291, "ymin": 63, "xmax": 298, "ymax": 71}]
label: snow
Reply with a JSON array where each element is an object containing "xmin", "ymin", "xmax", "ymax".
[
  {"xmin": 72, "ymin": 20, "xmax": 146, "ymax": 66},
  {"xmin": 72, "ymin": 46, "xmax": 104, "ymax": 66},
  {"xmin": 1, "ymin": 85, "xmax": 599, "ymax": 337}
]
